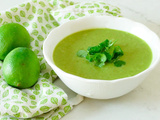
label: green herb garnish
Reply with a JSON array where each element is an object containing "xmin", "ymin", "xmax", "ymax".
[
  {"xmin": 77, "ymin": 39, "xmax": 126, "ymax": 67},
  {"xmin": 114, "ymin": 60, "xmax": 126, "ymax": 67}
]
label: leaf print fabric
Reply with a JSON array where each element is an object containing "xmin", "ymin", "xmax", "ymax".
[
  {"xmin": 0, "ymin": 0, "xmax": 121, "ymax": 119},
  {"xmin": 51, "ymin": 1, "xmax": 121, "ymax": 24}
]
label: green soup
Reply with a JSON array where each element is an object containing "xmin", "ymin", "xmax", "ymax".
[{"xmin": 53, "ymin": 28, "xmax": 152, "ymax": 80}]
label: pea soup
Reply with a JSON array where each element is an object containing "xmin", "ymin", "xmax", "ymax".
[{"xmin": 53, "ymin": 28, "xmax": 152, "ymax": 80}]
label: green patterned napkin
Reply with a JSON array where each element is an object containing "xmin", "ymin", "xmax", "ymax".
[
  {"xmin": 0, "ymin": 0, "xmax": 121, "ymax": 119},
  {"xmin": 51, "ymin": 1, "xmax": 121, "ymax": 24}
]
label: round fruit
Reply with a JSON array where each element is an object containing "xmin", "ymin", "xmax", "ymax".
[
  {"xmin": 2, "ymin": 47, "xmax": 40, "ymax": 89},
  {"xmin": 0, "ymin": 23, "xmax": 30, "ymax": 60}
]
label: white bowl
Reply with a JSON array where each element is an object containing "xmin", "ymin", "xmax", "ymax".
[{"xmin": 43, "ymin": 16, "xmax": 160, "ymax": 99}]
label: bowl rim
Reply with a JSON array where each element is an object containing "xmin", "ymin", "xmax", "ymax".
[{"xmin": 43, "ymin": 15, "xmax": 160, "ymax": 83}]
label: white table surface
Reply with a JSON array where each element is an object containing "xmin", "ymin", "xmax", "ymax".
[{"xmin": 0, "ymin": 0, "xmax": 160, "ymax": 120}]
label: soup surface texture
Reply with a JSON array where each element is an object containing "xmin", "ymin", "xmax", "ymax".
[{"xmin": 53, "ymin": 28, "xmax": 152, "ymax": 80}]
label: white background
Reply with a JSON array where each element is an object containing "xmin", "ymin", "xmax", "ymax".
[{"xmin": 0, "ymin": 0, "xmax": 160, "ymax": 120}]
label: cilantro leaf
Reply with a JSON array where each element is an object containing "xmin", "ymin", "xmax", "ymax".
[
  {"xmin": 103, "ymin": 52, "xmax": 112, "ymax": 62},
  {"xmin": 86, "ymin": 54, "xmax": 94, "ymax": 62},
  {"xmin": 87, "ymin": 46, "xmax": 101, "ymax": 55},
  {"xmin": 114, "ymin": 60, "xmax": 126, "ymax": 67},
  {"xmin": 104, "ymin": 46, "xmax": 115, "ymax": 61},
  {"xmin": 94, "ymin": 53, "xmax": 107, "ymax": 63},
  {"xmin": 76, "ymin": 39, "xmax": 125, "ymax": 67},
  {"xmin": 99, "ymin": 39, "xmax": 109, "ymax": 48},
  {"xmin": 113, "ymin": 46, "xmax": 124, "ymax": 59},
  {"xmin": 95, "ymin": 62, "xmax": 105, "ymax": 67},
  {"xmin": 77, "ymin": 50, "xmax": 88, "ymax": 58}
]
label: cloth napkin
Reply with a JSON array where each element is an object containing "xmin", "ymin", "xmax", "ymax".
[{"xmin": 0, "ymin": 0, "xmax": 121, "ymax": 119}]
